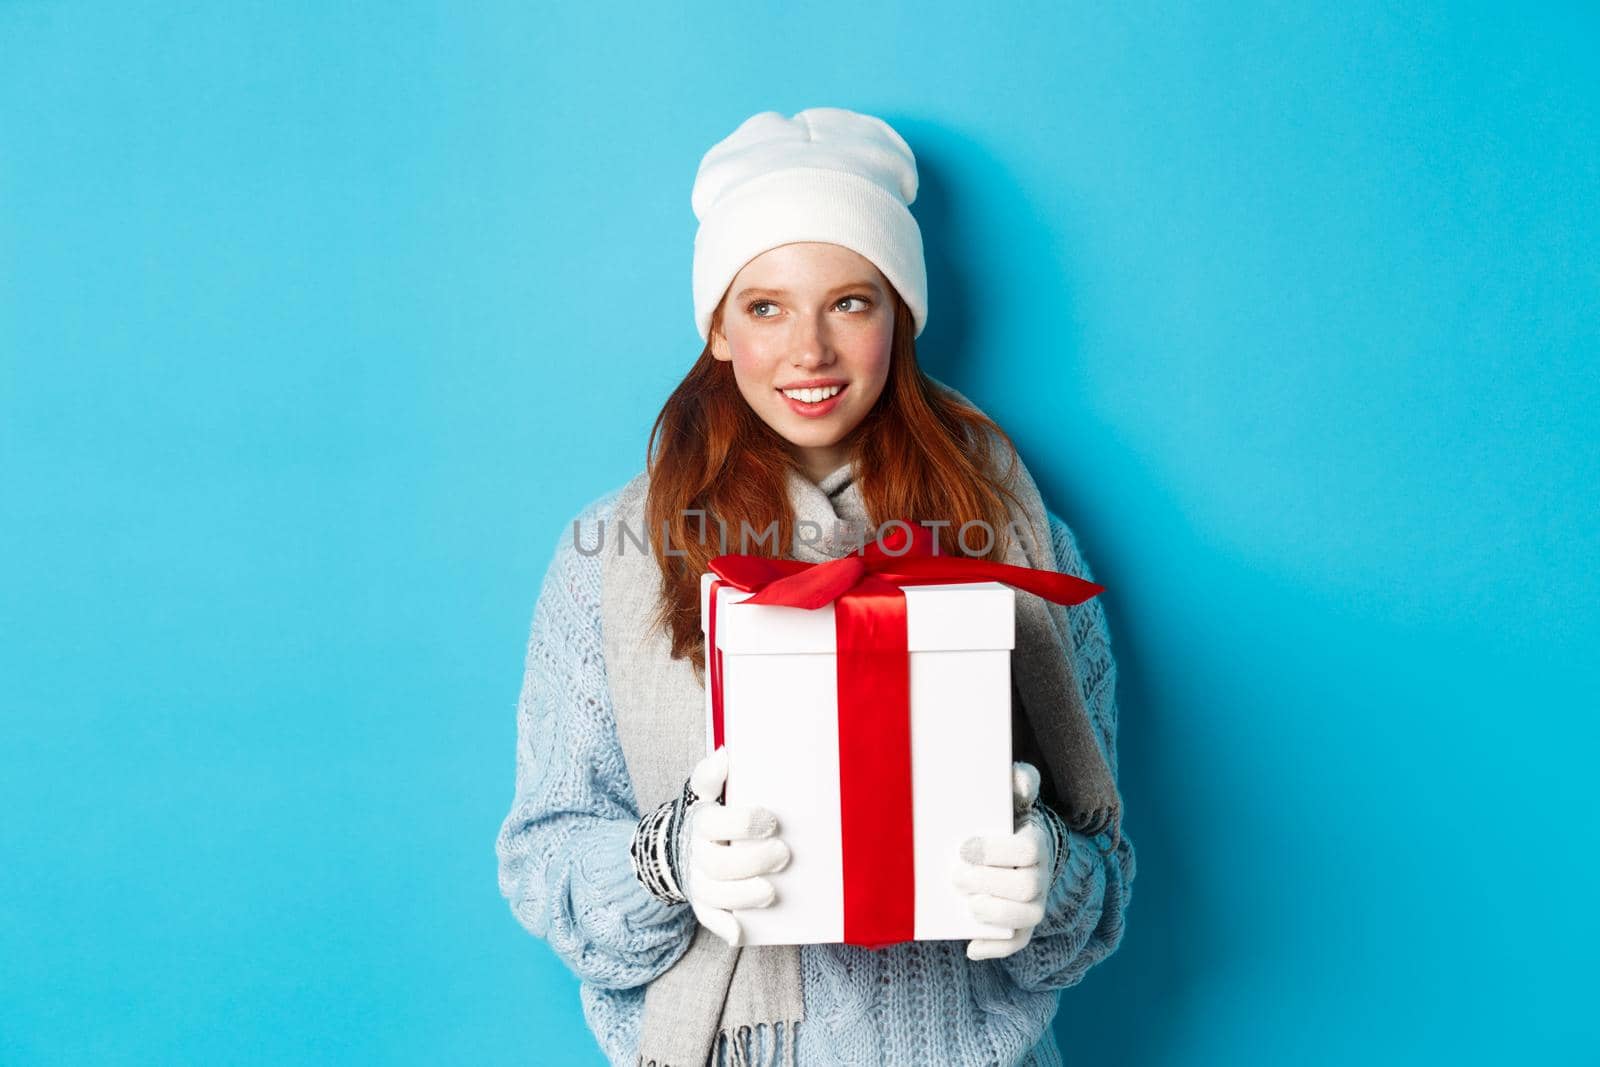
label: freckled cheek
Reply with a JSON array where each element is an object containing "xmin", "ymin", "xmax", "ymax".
[
  {"xmin": 859, "ymin": 342, "xmax": 893, "ymax": 387},
  {"xmin": 729, "ymin": 349, "xmax": 784, "ymax": 395}
]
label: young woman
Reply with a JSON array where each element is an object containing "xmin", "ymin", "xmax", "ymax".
[{"xmin": 496, "ymin": 107, "xmax": 1135, "ymax": 1067}]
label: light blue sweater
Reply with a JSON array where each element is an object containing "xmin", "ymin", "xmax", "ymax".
[{"xmin": 495, "ymin": 487, "xmax": 1136, "ymax": 1066}]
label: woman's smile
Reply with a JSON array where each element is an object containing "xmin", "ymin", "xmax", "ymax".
[{"xmin": 777, "ymin": 380, "xmax": 849, "ymax": 418}]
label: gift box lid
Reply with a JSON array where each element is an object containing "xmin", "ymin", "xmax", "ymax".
[{"xmin": 699, "ymin": 571, "xmax": 1015, "ymax": 654}]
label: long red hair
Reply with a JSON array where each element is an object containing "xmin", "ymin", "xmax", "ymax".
[{"xmin": 645, "ymin": 291, "xmax": 1026, "ymax": 680}]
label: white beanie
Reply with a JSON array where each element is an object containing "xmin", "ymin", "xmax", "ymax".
[{"xmin": 690, "ymin": 107, "xmax": 928, "ymax": 343}]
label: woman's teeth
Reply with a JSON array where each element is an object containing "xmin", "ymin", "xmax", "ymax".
[{"xmin": 781, "ymin": 384, "xmax": 843, "ymax": 403}]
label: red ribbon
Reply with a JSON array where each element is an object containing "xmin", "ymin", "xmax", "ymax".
[{"xmin": 706, "ymin": 522, "xmax": 1105, "ymax": 948}]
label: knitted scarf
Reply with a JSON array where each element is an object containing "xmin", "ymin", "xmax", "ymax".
[{"xmin": 599, "ymin": 381, "xmax": 1121, "ymax": 1067}]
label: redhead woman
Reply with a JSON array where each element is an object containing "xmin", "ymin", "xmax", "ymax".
[{"xmin": 495, "ymin": 107, "xmax": 1135, "ymax": 1067}]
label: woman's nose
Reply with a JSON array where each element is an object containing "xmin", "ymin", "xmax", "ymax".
[
  {"xmin": 792, "ymin": 347, "xmax": 833, "ymax": 369},
  {"xmin": 791, "ymin": 322, "xmax": 835, "ymax": 368}
]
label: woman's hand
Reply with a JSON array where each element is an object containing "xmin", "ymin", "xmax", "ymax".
[
  {"xmin": 953, "ymin": 761, "xmax": 1064, "ymax": 961},
  {"xmin": 629, "ymin": 745, "xmax": 791, "ymax": 948}
]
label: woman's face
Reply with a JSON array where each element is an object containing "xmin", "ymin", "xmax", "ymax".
[{"xmin": 710, "ymin": 242, "xmax": 895, "ymax": 482}]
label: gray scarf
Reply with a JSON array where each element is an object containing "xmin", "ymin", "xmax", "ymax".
[{"xmin": 600, "ymin": 382, "xmax": 1120, "ymax": 1067}]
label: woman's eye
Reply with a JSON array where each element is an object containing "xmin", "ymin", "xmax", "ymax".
[{"xmin": 747, "ymin": 296, "xmax": 869, "ymax": 317}]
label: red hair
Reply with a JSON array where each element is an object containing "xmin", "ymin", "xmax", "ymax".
[{"xmin": 644, "ymin": 291, "xmax": 1026, "ymax": 680}]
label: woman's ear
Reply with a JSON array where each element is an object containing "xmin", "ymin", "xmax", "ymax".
[{"xmin": 710, "ymin": 329, "xmax": 731, "ymax": 362}]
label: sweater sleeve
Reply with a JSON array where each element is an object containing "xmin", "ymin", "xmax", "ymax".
[
  {"xmin": 994, "ymin": 510, "xmax": 1138, "ymax": 994},
  {"xmin": 494, "ymin": 492, "xmax": 698, "ymax": 990}
]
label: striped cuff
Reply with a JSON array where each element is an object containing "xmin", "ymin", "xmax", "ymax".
[
  {"xmin": 1024, "ymin": 802, "xmax": 1069, "ymax": 891},
  {"xmin": 628, "ymin": 778, "xmax": 698, "ymax": 906}
]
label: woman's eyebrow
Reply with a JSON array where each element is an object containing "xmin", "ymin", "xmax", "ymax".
[{"xmin": 734, "ymin": 280, "xmax": 884, "ymax": 300}]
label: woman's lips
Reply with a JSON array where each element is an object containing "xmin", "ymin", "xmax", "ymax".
[{"xmin": 778, "ymin": 384, "xmax": 848, "ymax": 418}]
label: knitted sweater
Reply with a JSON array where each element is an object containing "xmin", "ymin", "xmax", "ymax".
[{"xmin": 495, "ymin": 484, "xmax": 1136, "ymax": 1067}]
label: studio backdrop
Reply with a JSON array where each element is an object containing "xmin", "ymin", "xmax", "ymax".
[{"xmin": 2, "ymin": 3, "xmax": 1595, "ymax": 1064}]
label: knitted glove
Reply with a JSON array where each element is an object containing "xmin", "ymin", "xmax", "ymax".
[
  {"xmin": 628, "ymin": 745, "xmax": 791, "ymax": 948},
  {"xmin": 953, "ymin": 760, "xmax": 1067, "ymax": 961}
]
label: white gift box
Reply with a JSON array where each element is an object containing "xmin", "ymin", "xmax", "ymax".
[{"xmin": 699, "ymin": 572, "xmax": 1016, "ymax": 946}]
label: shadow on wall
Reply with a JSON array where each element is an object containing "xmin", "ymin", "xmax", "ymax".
[{"xmin": 896, "ymin": 116, "xmax": 1210, "ymax": 1065}]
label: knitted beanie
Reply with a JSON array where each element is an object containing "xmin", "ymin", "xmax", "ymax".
[{"xmin": 690, "ymin": 107, "xmax": 928, "ymax": 343}]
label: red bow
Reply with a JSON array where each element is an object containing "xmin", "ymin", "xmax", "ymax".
[{"xmin": 705, "ymin": 521, "xmax": 1104, "ymax": 948}]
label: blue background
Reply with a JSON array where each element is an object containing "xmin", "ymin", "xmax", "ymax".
[{"xmin": 3, "ymin": 3, "xmax": 1596, "ymax": 1063}]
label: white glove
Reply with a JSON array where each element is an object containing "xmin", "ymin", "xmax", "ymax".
[
  {"xmin": 953, "ymin": 760, "xmax": 1066, "ymax": 961},
  {"xmin": 628, "ymin": 745, "xmax": 791, "ymax": 948}
]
